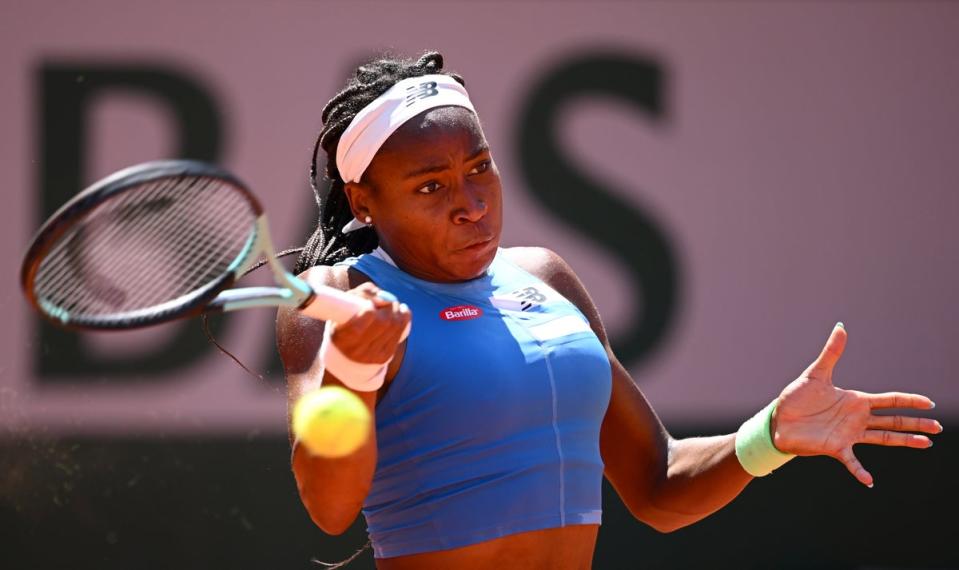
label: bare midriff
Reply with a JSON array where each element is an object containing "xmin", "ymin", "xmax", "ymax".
[{"xmin": 375, "ymin": 524, "xmax": 599, "ymax": 570}]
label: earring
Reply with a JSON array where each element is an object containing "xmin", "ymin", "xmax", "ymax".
[{"xmin": 341, "ymin": 216, "xmax": 372, "ymax": 234}]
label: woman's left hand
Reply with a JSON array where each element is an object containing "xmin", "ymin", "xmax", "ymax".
[{"xmin": 770, "ymin": 323, "xmax": 942, "ymax": 487}]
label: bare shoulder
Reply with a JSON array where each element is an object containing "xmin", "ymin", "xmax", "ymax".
[
  {"xmin": 500, "ymin": 246, "xmax": 566, "ymax": 282},
  {"xmin": 501, "ymin": 246, "xmax": 609, "ymax": 346},
  {"xmin": 300, "ymin": 264, "xmax": 354, "ymax": 293},
  {"xmin": 501, "ymin": 246, "xmax": 587, "ymax": 298}
]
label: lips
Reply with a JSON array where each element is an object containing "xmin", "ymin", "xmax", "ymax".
[{"xmin": 457, "ymin": 236, "xmax": 494, "ymax": 251}]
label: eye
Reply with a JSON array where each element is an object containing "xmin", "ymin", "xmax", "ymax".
[
  {"xmin": 417, "ymin": 181, "xmax": 441, "ymax": 194},
  {"xmin": 468, "ymin": 161, "xmax": 490, "ymax": 175}
]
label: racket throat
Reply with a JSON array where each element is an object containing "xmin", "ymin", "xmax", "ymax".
[
  {"xmin": 210, "ymin": 215, "xmax": 314, "ymax": 313},
  {"xmin": 208, "ymin": 286, "xmax": 304, "ymax": 312}
]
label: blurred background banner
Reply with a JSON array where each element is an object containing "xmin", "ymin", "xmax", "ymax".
[{"xmin": 1, "ymin": 2, "xmax": 956, "ymax": 569}]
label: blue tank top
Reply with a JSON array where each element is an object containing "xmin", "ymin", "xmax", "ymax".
[{"xmin": 336, "ymin": 248, "xmax": 612, "ymax": 559}]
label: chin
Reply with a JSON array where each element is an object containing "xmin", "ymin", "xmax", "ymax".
[{"xmin": 447, "ymin": 242, "xmax": 497, "ymax": 280}]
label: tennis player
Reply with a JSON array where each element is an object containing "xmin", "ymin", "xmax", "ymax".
[{"xmin": 276, "ymin": 52, "xmax": 941, "ymax": 569}]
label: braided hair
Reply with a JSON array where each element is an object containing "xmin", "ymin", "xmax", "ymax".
[{"xmin": 293, "ymin": 51, "xmax": 465, "ymax": 275}]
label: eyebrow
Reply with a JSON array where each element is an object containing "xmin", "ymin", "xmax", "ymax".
[{"xmin": 402, "ymin": 142, "xmax": 490, "ymax": 179}]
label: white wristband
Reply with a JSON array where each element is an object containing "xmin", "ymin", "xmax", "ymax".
[
  {"xmin": 319, "ymin": 322, "xmax": 390, "ymax": 392},
  {"xmin": 735, "ymin": 399, "xmax": 796, "ymax": 477}
]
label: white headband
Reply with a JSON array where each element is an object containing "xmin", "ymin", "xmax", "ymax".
[
  {"xmin": 336, "ymin": 74, "xmax": 476, "ymax": 233},
  {"xmin": 336, "ymin": 74, "xmax": 475, "ymax": 184}
]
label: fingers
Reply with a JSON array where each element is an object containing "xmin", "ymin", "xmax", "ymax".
[
  {"xmin": 839, "ymin": 447, "xmax": 874, "ymax": 488},
  {"xmin": 334, "ymin": 284, "xmax": 412, "ymax": 363},
  {"xmin": 865, "ymin": 392, "xmax": 935, "ymax": 410},
  {"xmin": 867, "ymin": 415, "xmax": 943, "ymax": 434},
  {"xmin": 806, "ymin": 322, "xmax": 847, "ymax": 376},
  {"xmin": 366, "ymin": 302, "xmax": 411, "ymax": 349},
  {"xmin": 861, "ymin": 430, "xmax": 933, "ymax": 449},
  {"xmin": 351, "ymin": 282, "xmax": 392, "ymax": 308},
  {"xmin": 348, "ymin": 300, "xmax": 409, "ymax": 339}
]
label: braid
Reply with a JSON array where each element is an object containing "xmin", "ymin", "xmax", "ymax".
[{"xmin": 294, "ymin": 51, "xmax": 466, "ymax": 274}]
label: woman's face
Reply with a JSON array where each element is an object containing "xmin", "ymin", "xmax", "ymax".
[{"xmin": 346, "ymin": 106, "xmax": 503, "ymax": 283}]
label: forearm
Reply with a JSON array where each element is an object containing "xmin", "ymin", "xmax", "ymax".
[
  {"xmin": 645, "ymin": 433, "xmax": 752, "ymax": 531},
  {"xmin": 290, "ymin": 372, "xmax": 378, "ymax": 535},
  {"xmin": 276, "ymin": 276, "xmax": 407, "ymax": 536}
]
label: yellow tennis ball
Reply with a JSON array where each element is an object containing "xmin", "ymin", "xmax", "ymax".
[{"xmin": 292, "ymin": 386, "xmax": 371, "ymax": 458}]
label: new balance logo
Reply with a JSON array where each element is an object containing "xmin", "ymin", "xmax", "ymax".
[
  {"xmin": 405, "ymin": 81, "xmax": 439, "ymax": 106},
  {"xmin": 490, "ymin": 287, "xmax": 548, "ymax": 312},
  {"xmin": 440, "ymin": 305, "xmax": 483, "ymax": 321},
  {"xmin": 514, "ymin": 287, "xmax": 546, "ymax": 311}
]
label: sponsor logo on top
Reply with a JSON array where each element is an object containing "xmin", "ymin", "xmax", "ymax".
[
  {"xmin": 440, "ymin": 305, "xmax": 483, "ymax": 321},
  {"xmin": 490, "ymin": 286, "xmax": 552, "ymax": 312}
]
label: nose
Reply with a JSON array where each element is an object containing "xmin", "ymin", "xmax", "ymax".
[{"xmin": 451, "ymin": 183, "xmax": 488, "ymax": 224}]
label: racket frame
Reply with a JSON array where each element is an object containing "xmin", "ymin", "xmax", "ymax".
[
  {"xmin": 205, "ymin": 214, "xmax": 315, "ymax": 313},
  {"xmin": 20, "ymin": 160, "xmax": 298, "ymax": 329}
]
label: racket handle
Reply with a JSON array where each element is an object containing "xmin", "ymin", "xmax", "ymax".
[
  {"xmin": 300, "ymin": 284, "xmax": 410, "ymax": 341},
  {"xmin": 300, "ymin": 285, "xmax": 372, "ymax": 323}
]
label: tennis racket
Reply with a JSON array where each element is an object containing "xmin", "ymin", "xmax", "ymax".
[{"xmin": 20, "ymin": 159, "xmax": 379, "ymax": 330}]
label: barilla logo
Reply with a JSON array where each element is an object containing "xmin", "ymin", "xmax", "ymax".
[{"xmin": 440, "ymin": 305, "xmax": 483, "ymax": 321}]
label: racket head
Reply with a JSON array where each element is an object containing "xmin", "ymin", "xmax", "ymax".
[{"xmin": 21, "ymin": 159, "xmax": 264, "ymax": 330}]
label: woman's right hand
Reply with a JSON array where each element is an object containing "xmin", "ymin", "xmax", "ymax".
[{"xmin": 330, "ymin": 282, "xmax": 411, "ymax": 365}]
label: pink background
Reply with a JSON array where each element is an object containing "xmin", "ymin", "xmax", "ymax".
[{"xmin": 1, "ymin": 1, "xmax": 956, "ymax": 435}]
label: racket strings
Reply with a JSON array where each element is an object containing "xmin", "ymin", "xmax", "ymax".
[
  {"xmin": 102, "ymin": 177, "xmax": 252, "ymax": 309},
  {"xmin": 33, "ymin": 175, "xmax": 257, "ymax": 320},
  {"xmin": 41, "ymin": 176, "xmax": 216, "ymax": 308},
  {"xmin": 36, "ymin": 175, "xmax": 195, "ymax": 299},
  {"xmin": 146, "ymin": 181, "xmax": 248, "ymax": 299},
  {"xmin": 114, "ymin": 177, "xmax": 243, "ymax": 298},
  {"xmin": 36, "ymin": 176, "xmax": 206, "ymax": 311},
  {"xmin": 36, "ymin": 175, "xmax": 185, "ymax": 298}
]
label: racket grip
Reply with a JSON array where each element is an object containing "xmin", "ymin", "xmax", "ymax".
[
  {"xmin": 300, "ymin": 284, "xmax": 410, "ymax": 342},
  {"xmin": 299, "ymin": 285, "xmax": 371, "ymax": 323}
]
